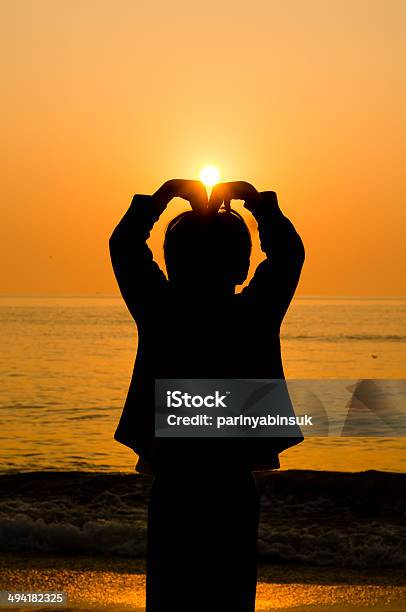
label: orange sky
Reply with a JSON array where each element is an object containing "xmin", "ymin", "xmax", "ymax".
[{"xmin": 2, "ymin": 0, "xmax": 405, "ymax": 296}]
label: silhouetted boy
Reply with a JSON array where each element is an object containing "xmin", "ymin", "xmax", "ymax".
[{"xmin": 109, "ymin": 178, "xmax": 305, "ymax": 611}]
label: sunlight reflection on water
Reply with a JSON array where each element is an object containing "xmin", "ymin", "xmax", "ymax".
[{"xmin": 0, "ymin": 296, "xmax": 405, "ymax": 473}]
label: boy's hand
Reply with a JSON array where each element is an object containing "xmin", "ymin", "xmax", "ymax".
[
  {"xmin": 209, "ymin": 181, "xmax": 260, "ymax": 213},
  {"xmin": 152, "ymin": 179, "xmax": 208, "ymax": 214},
  {"xmin": 256, "ymin": 190, "xmax": 281, "ymax": 215}
]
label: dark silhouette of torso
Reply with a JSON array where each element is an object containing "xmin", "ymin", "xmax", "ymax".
[{"xmin": 110, "ymin": 191, "xmax": 304, "ymax": 472}]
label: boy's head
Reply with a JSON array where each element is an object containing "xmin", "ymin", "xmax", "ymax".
[{"xmin": 164, "ymin": 210, "xmax": 251, "ymax": 293}]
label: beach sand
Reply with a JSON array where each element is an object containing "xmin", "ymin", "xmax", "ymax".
[{"xmin": 1, "ymin": 553, "xmax": 405, "ymax": 611}]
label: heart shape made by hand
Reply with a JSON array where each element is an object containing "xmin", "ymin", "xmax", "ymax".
[
  {"xmin": 208, "ymin": 181, "xmax": 260, "ymax": 214},
  {"xmin": 153, "ymin": 179, "xmax": 260, "ymax": 215}
]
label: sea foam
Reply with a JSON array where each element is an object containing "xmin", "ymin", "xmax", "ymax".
[{"xmin": 0, "ymin": 470, "xmax": 404, "ymax": 568}]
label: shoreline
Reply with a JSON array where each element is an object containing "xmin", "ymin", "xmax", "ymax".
[
  {"xmin": 1, "ymin": 553, "xmax": 406, "ymax": 611},
  {"xmin": 1, "ymin": 552, "xmax": 406, "ymax": 585}
]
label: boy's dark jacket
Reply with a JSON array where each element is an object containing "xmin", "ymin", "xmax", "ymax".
[{"xmin": 110, "ymin": 191, "xmax": 305, "ymax": 473}]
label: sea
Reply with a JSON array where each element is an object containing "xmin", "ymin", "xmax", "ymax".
[
  {"xmin": 0, "ymin": 295, "xmax": 405, "ymax": 475},
  {"xmin": 0, "ymin": 295, "xmax": 405, "ymax": 567}
]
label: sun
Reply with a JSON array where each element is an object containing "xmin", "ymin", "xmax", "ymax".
[{"xmin": 199, "ymin": 165, "xmax": 220, "ymax": 188}]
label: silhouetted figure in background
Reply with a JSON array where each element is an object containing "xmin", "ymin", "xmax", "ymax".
[{"xmin": 109, "ymin": 179, "xmax": 305, "ymax": 611}]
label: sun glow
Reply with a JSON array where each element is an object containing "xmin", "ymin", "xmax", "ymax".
[{"xmin": 199, "ymin": 165, "xmax": 220, "ymax": 187}]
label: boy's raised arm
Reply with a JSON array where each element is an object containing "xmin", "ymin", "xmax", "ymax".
[
  {"xmin": 209, "ymin": 181, "xmax": 305, "ymax": 323},
  {"xmin": 243, "ymin": 191, "xmax": 305, "ymax": 323},
  {"xmin": 109, "ymin": 179, "xmax": 208, "ymax": 320},
  {"xmin": 109, "ymin": 193, "xmax": 168, "ymax": 320}
]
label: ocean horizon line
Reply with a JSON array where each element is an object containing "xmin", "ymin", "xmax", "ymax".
[{"xmin": 0, "ymin": 293, "xmax": 405, "ymax": 300}]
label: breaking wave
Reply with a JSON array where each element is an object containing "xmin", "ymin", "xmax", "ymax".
[{"xmin": 0, "ymin": 470, "xmax": 405, "ymax": 568}]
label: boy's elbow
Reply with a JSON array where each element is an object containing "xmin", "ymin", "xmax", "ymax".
[
  {"xmin": 297, "ymin": 235, "xmax": 305, "ymax": 263},
  {"xmin": 109, "ymin": 225, "xmax": 121, "ymax": 249},
  {"xmin": 281, "ymin": 219, "xmax": 305, "ymax": 263},
  {"xmin": 109, "ymin": 228, "xmax": 122, "ymax": 262},
  {"xmin": 109, "ymin": 233, "xmax": 116, "ymax": 254},
  {"xmin": 290, "ymin": 232, "xmax": 305, "ymax": 267}
]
